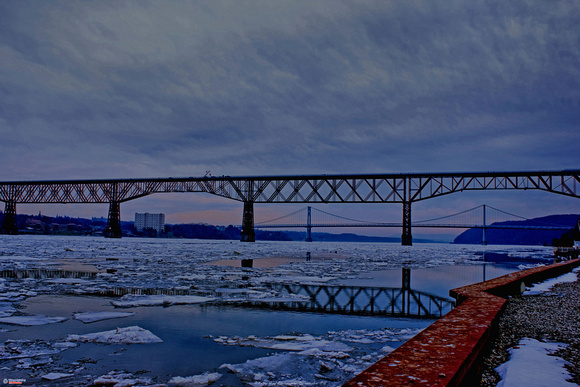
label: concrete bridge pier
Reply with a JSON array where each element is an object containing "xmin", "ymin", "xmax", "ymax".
[
  {"xmin": 240, "ymin": 201, "xmax": 255, "ymax": 242},
  {"xmin": 1, "ymin": 200, "xmax": 18, "ymax": 235},
  {"xmin": 401, "ymin": 201, "xmax": 412, "ymax": 246},
  {"xmin": 104, "ymin": 200, "xmax": 122, "ymax": 238}
]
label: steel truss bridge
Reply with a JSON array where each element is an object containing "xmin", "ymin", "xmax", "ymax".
[{"xmin": 1, "ymin": 169, "xmax": 579, "ymax": 245}]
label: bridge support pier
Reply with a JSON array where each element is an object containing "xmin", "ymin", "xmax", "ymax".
[
  {"xmin": 105, "ymin": 201, "xmax": 122, "ymax": 238},
  {"xmin": 1, "ymin": 201, "xmax": 18, "ymax": 235},
  {"xmin": 305, "ymin": 206, "xmax": 312, "ymax": 242},
  {"xmin": 402, "ymin": 267, "xmax": 411, "ymax": 315},
  {"xmin": 482, "ymin": 204, "xmax": 487, "ymax": 245},
  {"xmin": 241, "ymin": 201, "xmax": 255, "ymax": 242},
  {"xmin": 401, "ymin": 201, "xmax": 412, "ymax": 246}
]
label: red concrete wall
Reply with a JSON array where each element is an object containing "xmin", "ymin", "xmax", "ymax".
[{"xmin": 344, "ymin": 259, "xmax": 580, "ymax": 387}]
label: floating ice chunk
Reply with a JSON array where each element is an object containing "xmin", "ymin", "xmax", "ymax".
[
  {"xmin": 298, "ymin": 348, "xmax": 351, "ymax": 359},
  {"xmin": 67, "ymin": 326, "xmax": 163, "ymax": 344},
  {"xmin": 111, "ymin": 294, "xmax": 216, "ymax": 308},
  {"xmin": 93, "ymin": 371, "xmax": 152, "ymax": 386},
  {"xmin": 0, "ymin": 340, "xmax": 71, "ymax": 360},
  {"xmin": 215, "ymin": 333, "xmax": 352, "ymax": 353},
  {"xmin": 522, "ymin": 272, "xmax": 578, "ymax": 295},
  {"xmin": 168, "ymin": 372, "xmax": 222, "ymax": 386},
  {"xmin": 222, "ymin": 353, "xmax": 344, "ymax": 385},
  {"xmin": 74, "ymin": 311, "xmax": 135, "ymax": 323},
  {"xmin": 42, "ymin": 372, "xmax": 74, "ymax": 380},
  {"xmin": 0, "ymin": 314, "xmax": 66, "ymax": 326},
  {"xmin": 495, "ymin": 338, "xmax": 574, "ymax": 387}
]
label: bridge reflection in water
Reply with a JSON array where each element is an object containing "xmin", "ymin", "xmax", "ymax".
[
  {"xmin": 1, "ymin": 265, "xmax": 455, "ymax": 319},
  {"xmin": 245, "ymin": 268, "xmax": 455, "ymax": 319}
]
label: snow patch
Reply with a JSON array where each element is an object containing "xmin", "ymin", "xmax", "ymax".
[
  {"xmin": 522, "ymin": 271, "xmax": 579, "ymax": 295},
  {"xmin": 495, "ymin": 338, "xmax": 575, "ymax": 387}
]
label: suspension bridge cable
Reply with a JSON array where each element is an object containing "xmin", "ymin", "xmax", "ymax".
[
  {"xmin": 255, "ymin": 208, "xmax": 305, "ymax": 225},
  {"xmin": 413, "ymin": 205, "xmax": 483, "ymax": 224},
  {"xmin": 311, "ymin": 207, "xmax": 387, "ymax": 225},
  {"xmin": 485, "ymin": 205, "xmax": 528, "ymax": 221}
]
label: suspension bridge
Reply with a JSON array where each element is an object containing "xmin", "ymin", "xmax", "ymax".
[{"xmin": 255, "ymin": 204, "xmax": 575, "ymax": 243}]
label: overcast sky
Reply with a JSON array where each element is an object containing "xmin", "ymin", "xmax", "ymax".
[{"xmin": 1, "ymin": 0, "xmax": 579, "ymax": 234}]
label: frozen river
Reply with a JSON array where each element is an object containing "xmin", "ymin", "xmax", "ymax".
[{"xmin": 0, "ymin": 235, "xmax": 554, "ymax": 386}]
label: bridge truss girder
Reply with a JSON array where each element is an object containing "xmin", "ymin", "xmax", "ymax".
[
  {"xmin": 0, "ymin": 171, "xmax": 578, "ymax": 205},
  {"xmin": 1, "ymin": 170, "xmax": 578, "ymax": 241}
]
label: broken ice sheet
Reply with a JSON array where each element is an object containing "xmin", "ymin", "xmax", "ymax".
[
  {"xmin": 93, "ymin": 370, "xmax": 152, "ymax": 386},
  {"xmin": 214, "ymin": 333, "xmax": 352, "ymax": 353},
  {"xmin": 328, "ymin": 327, "xmax": 425, "ymax": 343},
  {"xmin": 0, "ymin": 314, "xmax": 67, "ymax": 326},
  {"xmin": 67, "ymin": 326, "xmax": 163, "ymax": 344},
  {"xmin": 42, "ymin": 372, "xmax": 74, "ymax": 381},
  {"xmin": 0, "ymin": 339, "xmax": 76, "ymax": 360},
  {"xmin": 168, "ymin": 372, "xmax": 222, "ymax": 386},
  {"xmin": 221, "ymin": 352, "xmax": 351, "ymax": 385},
  {"xmin": 73, "ymin": 311, "xmax": 135, "ymax": 323},
  {"xmin": 111, "ymin": 294, "xmax": 216, "ymax": 307}
]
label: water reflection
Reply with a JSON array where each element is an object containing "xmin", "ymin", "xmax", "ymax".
[
  {"xmin": 207, "ymin": 251, "xmax": 344, "ymax": 268},
  {"xmin": 338, "ymin": 252, "xmax": 554, "ymax": 298}
]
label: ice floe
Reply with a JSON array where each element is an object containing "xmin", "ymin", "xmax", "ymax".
[
  {"xmin": 0, "ymin": 339, "xmax": 76, "ymax": 360},
  {"xmin": 67, "ymin": 325, "xmax": 163, "ymax": 344},
  {"xmin": 0, "ymin": 314, "xmax": 67, "ymax": 326},
  {"xmin": 111, "ymin": 294, "xmax": 216, "ymax": 307},
  {"xmin": 92, "ymin": 370, "xmax": 153, "ymax": 386},
  {"xmin": 214, "ymin": 333, "xmax": 352, "ymax": 352},
  {"xmin": 168, "ymin": 372, "xmax": 222, "ymax": 386},
  {"xmin": 42, "ymin": 372, "xmax": 74, "ymax": 381},
  {"xmin": 73, "ymin": 311, "xmax": 135, "ymax": 323},
  {"xmin": 221, "ymin": 353, "xmax": 351, "ymax": 385}
]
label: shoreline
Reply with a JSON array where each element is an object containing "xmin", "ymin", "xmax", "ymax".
[{"xmin": 479, "ymin": 277, "xmax": 580, "ymax": 385}]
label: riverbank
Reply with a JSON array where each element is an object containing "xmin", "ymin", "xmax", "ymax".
[{"xmin": 479, "ymin": 274, "xmax": 580, "ymax": 385}]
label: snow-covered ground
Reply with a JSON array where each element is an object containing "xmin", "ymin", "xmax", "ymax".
[
  {"xmin": 496, "ymin": 338, "xmax": 575, "ymax": 387},
  {"xmin": 0, "ymin": 235, "xmax": 554, "ymax": 386},
  {"xmin": 522, "ymin": 266, "xmax": 580, "ymax": 296}
]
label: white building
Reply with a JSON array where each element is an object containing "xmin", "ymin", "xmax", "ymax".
[{"xmin": 135, "ymin": 213, "xmax": 165, "ymax": 233}]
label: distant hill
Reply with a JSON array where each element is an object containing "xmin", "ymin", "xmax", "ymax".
[
  {"xmin": 281, "ymin": 231, "xmax": 443, "ymax": 244},
  {"xmin": 453, "ymin": 214, "xmax": 580, "ymax": 246}
]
